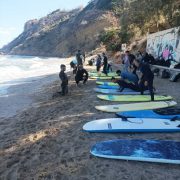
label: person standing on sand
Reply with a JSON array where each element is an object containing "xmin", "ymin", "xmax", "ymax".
[
  {"xmin": 134, "ymin": 59, "xmax": 154, "ymax": 101},
  {"xmin": 76, "ymin": 50, "xmax": 84, "ymax": 66},
  {"xmin": 59, "ymin": 64, "xmax": 68, "ymax": 96},
  {"xmin": 96, "ymin": 54, "xmax": 102, "ymax": 72},
  {"xmin": 102, "ymin": 52, "xmax": 108, "ymax": 75}
]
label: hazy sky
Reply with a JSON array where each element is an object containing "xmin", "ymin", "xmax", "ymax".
[{"xmin": 0, "ymin": 0, "xmax": 90, "ymax": 48}]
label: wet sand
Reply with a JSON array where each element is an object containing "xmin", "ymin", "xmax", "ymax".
[{"xmin": 0, "ymin": 65, "xmax": 180, "ymax": 179}]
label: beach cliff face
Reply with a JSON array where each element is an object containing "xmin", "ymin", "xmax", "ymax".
[
  {"xmin": 1, "ymin": 0, "xmax": 179, "ymax": 57},
  {"xmin": 1, "ymin": 0, "xmax": 116, "ymax": 57}
]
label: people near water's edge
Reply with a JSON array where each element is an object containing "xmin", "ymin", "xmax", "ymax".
[
  {"xmin": 102, "ymin": 52, "xmax": 108, "ymax": 75},
  {"xmin": 70, "ymin": 59, "xmax": 77, "ymax": 74},
  {"xmin": 75, "ymin": 65, "xmax": 89, "ymax": 86},
  {"xmin": 96, "ymin": 54, "xmax": 102, "ymax": 72},
  {"xmin": 59, "ymin": 64, "xmax": 68, "ymax": 96},
  {"xmin": 76, "ymin": 50, "xmax": 84, "ymax": 66}
]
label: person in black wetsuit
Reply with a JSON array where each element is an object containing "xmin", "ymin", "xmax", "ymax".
[
  {"xmin": 59, "ymin": 64, "xmax": 68, "ymax": 95},
  {"xmin": 76, "ymin": 50, "xmax": 84, "ymax": 66},
  {"xmin": 102, "ymin": 52, "xmax": 108, "ymax": 75},
  {"xmin": 75, "ymin": 65, "xmax": 88, "ymax": 85},
  {"xmin": 96, "ymin": 54, "xmax": 102, "ymax": 72},
  {"xmin": 112, "ymin": 59, "xmax": 155, "ymax": 101},
  {"xmin": 134, "ymin": 59, "xmax": 154, "ymax": 101}
]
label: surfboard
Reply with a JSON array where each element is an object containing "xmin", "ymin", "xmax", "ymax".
[
  {"xmin": 90, "ymin": 76, "xmax": 120, "ymax": 80},
  {"xmin": 96, "ymin": 81, "xmax": 118, "ymax": 86},
  {"xmin": 90, "ymin": 139, "xmax": 180, "ymax": 164},
  {"xmin": 94, "ymin": 88, "xmax": 150, "ymax": 95},
  {"xmin": 83, "ymin": 118, "xmax": 180, "ymax": 133},
  {"xmin": 116, "ymin": 108, "xmax": 180, "ymax": 119},
  {"xmin": 89, "ymin": 72, "xmax": 117, "ymax": 77},
  {"xmin": 97, "ymin": 95, "xmax": 173, "ymax": 102},
  {"xmin": 95, "ymin": 101, "xmax": 177, "ymax": 113},
  {"xmin": 98, "ymin": 85, "xmax": 120, "ymax": 89}
]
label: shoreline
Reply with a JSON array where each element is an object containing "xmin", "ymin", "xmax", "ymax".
[
  {"xmin": 0, "ymin": 64, "xmax": 180, "ymax": 179},
  {"xmin": 0, "ymin": 57, "xmax": 72, "ymax": 118}
]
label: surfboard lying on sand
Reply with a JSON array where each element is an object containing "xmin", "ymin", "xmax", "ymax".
[
  {"xmin": 96, "ymin": 81, "xmax": 118, "ymax": 86},
  {"xmin": 90, "ymin": 139, "xmax": 180, "ymax": 164},
  {"xmin": 83, "ymin": 118, "xmax": 180, "ymax": 133},
  {"xmin": 89, "ymin": 72, "xmax": 117, "ymax": 77},
  {"xmin": 95, "ymin": 101, "xmax": 177, "ymax": 112},
  {"xmin": 97, "ymin": 95, "xmax": 172, "ymax": 102},
  {"xmin": 98, "ymin": 85, "xmax": 120, "ymax": 89},
  {"xmin": 116, "ymin": 108, "xmax": 180, "ymax": 119},
  {"xmin": 90, "ymin": 76, "xmax": 120, "ymax": 80},
  {"xmin": 94, "ymin": 88, "xmax": 150, "ymax": 95}
]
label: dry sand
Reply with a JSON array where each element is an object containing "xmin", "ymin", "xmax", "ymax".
[{"xmin": 0, "ymin": 65, "xmax": 180, "ymax": 180}]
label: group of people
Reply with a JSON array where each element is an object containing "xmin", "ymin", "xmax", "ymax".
[
  {"xmin": 59, "ymin": 50, "xmax": 88, "ymax": 96},
  {"xmin": 112, "ymin": 50, "xmax": 155, "ymax": 101},
  {"xmin": 95, "ymin": 52, "xmax": 112, "ymax": 75},
  {"xmin": 58, "ymin": 49, "xmax": 155, "ymax": 101}
]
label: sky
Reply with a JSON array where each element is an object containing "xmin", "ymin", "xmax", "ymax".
[{"xmin": 0, "ymin": 0, "xmax": 90, "ymax": 48}]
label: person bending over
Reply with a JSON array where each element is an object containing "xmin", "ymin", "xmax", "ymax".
[
  {"xmin": 59, "ymin": 64, "xmax": 68, "ymax": 95},
  {"xmin": 133, "ymin": 59, "xmax": 154, "ymax": 101},
  {"xmin": 75, "ymin": 65, "xmax": 88, "ymax": 85}
]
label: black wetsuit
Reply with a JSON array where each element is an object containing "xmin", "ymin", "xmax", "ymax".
[
  {"xmin": 103, "ymin": 55, "xmax": 108, "ymax": 75},
  {"xmin": 139, "ymin": 63, "xmax": 154, "ymax": 101},
  {"xmin": 76, "ymin": 52, "xmax": 83, "ymax": 66},
  {"xmin": 116, "ymin": 63, "xmax": 154, "ymax": 100},
  {"xmin": 75, "ymin": 68, "xmax": 88, "ymax": 84},
  {"xmin": 59, "ymin": 71, "xmax": 68, "ymax": 95},
  {"xmin": 96, "ymin": 57, "xmax": 101, "ymax": 72}
]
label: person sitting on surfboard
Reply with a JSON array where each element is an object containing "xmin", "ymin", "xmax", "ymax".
[
  {"xmin": 59, "ymin": 64, "xmax": 68, "ymax": 96},
  {"xmin": 75, "ymin": 65, "xmax": 89, "ymax": 86}
]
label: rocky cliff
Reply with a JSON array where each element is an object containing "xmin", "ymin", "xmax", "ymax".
[
  {"xmin": 1, "ymin": 0, "xmax": 117, "ymax": 57},
  {"xmin": 1, "ymin": 0, "xmax": 179, "ymax": 57}
]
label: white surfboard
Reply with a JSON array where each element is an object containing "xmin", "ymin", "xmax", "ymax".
[{"xmin": 83, "ymin": 118, "xmax": 180, "ymax": 133}]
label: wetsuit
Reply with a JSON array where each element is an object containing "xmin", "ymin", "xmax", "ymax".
[
  {"xmin": 59, "ymin": 71, "xmax": 68, "ymax": 95},
  {"xmin": 139, "ymin": 63, "xmax": 154, "ymax": 101},
  {"xmin": 75, "ymin": 68, "xmax": 89, "ymax": 84},
  {"xmin": 103, "ymin": 55, "xmax": 108, "ymax": 75},
  {"xmin": 76, "ymin": 52, "xmax": 83, "ymax": 66}
]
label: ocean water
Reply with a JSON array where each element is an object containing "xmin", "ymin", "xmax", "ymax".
[{"xmin": 0, "ymin": 55, "xmax": 69, "ymax": 95}]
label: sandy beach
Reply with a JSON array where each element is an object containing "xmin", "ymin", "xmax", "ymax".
[{"xmin": 0, "ymin": 64, "xmax": 180, "ymax": 179}]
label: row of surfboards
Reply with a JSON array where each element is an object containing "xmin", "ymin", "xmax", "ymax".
[{"xmin": 85, "ymin": 71, "xmax": 180, "ymax": 164}]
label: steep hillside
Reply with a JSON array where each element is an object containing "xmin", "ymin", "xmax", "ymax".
[
  {"xmin": 1, "ymin": 0, "xmax": 179, "ymax": 56},
  {"xmin": 1, "ymin": 0, "xmax": 117, "ymax": 57}
]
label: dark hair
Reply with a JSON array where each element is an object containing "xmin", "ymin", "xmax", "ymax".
[
  {"xmin": 116, "ymin": 70, "xmax": 121, "ymax": 74},
  {"xmin": 60, "ymin": 64, "xmax": 66, "ymax": 68},
  {"xmin": 111, "ymin": 77, "xmax": 116, "ymax": 80},
  {"xmin": 125, "ymin": 50, "xmax": 130, "ymax": 53}
]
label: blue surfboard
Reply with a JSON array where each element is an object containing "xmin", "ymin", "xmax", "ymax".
[
  {"xmin": 116, "ymin": 108, "xmax": 180, "ymax": 119},
  {"xmin": 91, "ymin": 139, "xmax": 180, "ymax": 164},
  {"xmin": 98, "ymin": 85, "xmax": 120, "ymax": 89},
  {"xmin": 94, "ymin": 88, "xmax": 150, "ymax": 95}
]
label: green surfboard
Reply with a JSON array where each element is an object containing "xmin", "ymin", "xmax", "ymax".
[
  {"xmin": 97, "ymin": 95, "xmax": 173, "ymax": 102},
  {"xmin": 95, "ymin": 101, "xmax": 177, "ymax": 113}
]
